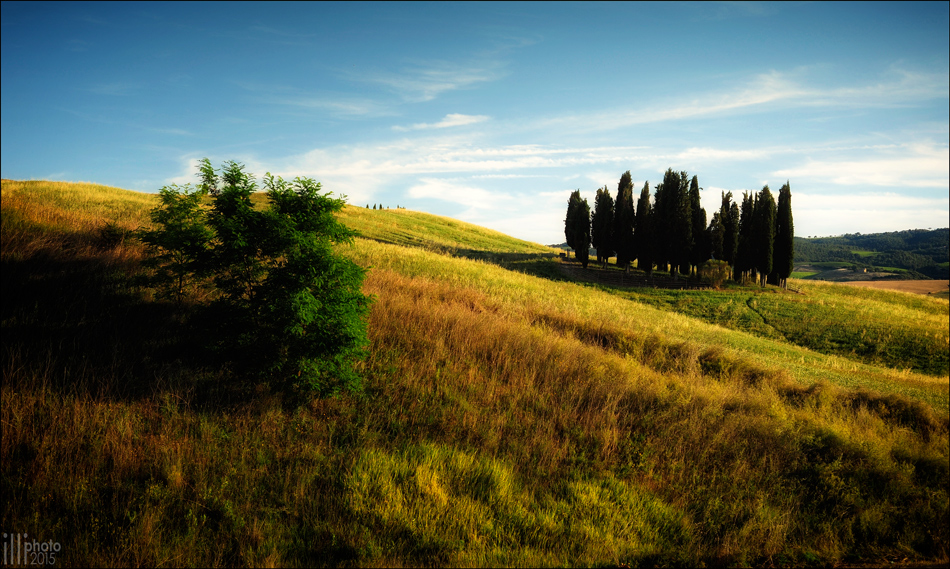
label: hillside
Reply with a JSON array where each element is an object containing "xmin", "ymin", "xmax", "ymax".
[
  {"xmin": 2, "ymin": 180, "xmax": 948, "ymax": 567},
  {"xmin": 794, "ymin": 229, "xmax": 950, "ymax": 280}
]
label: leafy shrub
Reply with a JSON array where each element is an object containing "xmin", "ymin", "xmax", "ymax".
[
  {"xmin": 138, "ymin": 159, "xmax": 371, "ymax": 397},
  {"xmin": 138, "ymin": 185, "xmax": 213, "ymax": 305},
  {"xmin": 699, "ymin": 259, "xmax": 731, "ymax": 289}
]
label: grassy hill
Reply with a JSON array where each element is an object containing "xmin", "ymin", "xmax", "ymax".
[{"xmin": 2, "ymin": 180, "xmax": 948, "ymax": 567}]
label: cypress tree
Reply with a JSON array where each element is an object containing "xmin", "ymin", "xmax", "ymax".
[
  {"xmin": 574, "ymin": 196, "xmax": 592, "ymax": 269},
  {"xmin": 652, "ymin": 181, "xmax": 668, "ymax": 273},
  {"xmin": 613, "ymin": 172, "xmax": 636, "ymax": 270},
  {"xmin": 564, "ymin": 189, "xmax": 583, "ymax": 257},
  {"xmin": 720, "ymin": 192, "xmax": 738, "ymax": 267},
  {"xmin": 634, "ymin": 182, "xmax": 653, "ymax": 273},
  {"xmin": 753, "ymin": 185, "xmax": 776, "ymax": 287},
  {"xmin": 663, "ymin": 169, "xmax": 692, "ymax": 277},
  {"xmin": 591, "ymin": 186, "xmax": 615, "ymax": 265},
  {"xmin": 708, "ymin": 211, "xmax": 724, "ymax": 262},
  {"xmin": 688, "ymin": 175, "xmax": 708, "ymax": 274},
  {"xmin": 735, "ymin": 192, "xmax": 755, "ymax": 282},
  {"xmin": 772, "ymin": 182, "xmax": 795, "ymax": 288},
  {"xmin": 727, "ymin": 201, "xmax": 740, "ymax": 266}
]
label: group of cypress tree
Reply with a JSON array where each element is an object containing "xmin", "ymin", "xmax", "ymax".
[{"xmin": 565, "ymin": 169, "xmax": 795, "ymax": 287}]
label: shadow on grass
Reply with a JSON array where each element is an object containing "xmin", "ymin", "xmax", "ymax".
[
  {"xmin": 1, "ymin": 245, "xmax": 256, "ymax": 410},
  {"xmin": 356, "ymin": 235, "xmax": 570, "ymax": 282},
  {"xmin": 452, "ymin": 249, "xmax": 568, "ymax": 280}
]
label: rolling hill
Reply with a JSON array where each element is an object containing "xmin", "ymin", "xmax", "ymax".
[
  {"xmin": 2, "ymin": 179, "xmax": 948, "ymax": 567},
  {"xmin": 794, "ymin": 229, "xmax": 950, "ymax": 280}
]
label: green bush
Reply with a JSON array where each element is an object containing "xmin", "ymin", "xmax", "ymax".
[
  {"xmin": 138, "ymin": 159, "xmax": 372, "ymax": 397},
  {"xmin": 699, "ymin": 259, "xmax": 731, "ymax": 289},
  {"xmin": 138, "ymin": 184, "xmax": 213, "ymax": 305}
]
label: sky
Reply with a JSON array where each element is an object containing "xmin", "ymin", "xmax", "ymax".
[{"xmin": 2, "ymin": 1, "xmax": 948, "ymax": 245}]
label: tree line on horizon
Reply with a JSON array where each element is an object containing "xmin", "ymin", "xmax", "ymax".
[
  {"xmin": 794, "ymin": 228, "xmax": 949, "ymax": 279},
  {"xmin": 564, "ymin": 169, "xmax": 795, "ymax": 287}
]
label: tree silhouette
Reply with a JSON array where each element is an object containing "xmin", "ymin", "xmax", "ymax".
[
  {"xmin": 591, "ymin": 186, "xmax": 614, "ymax": 265},
  {"xmin": 753, "ymin": 185, "xmax": 776, "ymax": 286},
  {"xmin": 771, "ymin": 182, "xmax": 794, "ymax": 288},
  {"xmin": 613, "ymin": 172, "xmax": 636, "ymax": 270},
  {"xmin": 634, "ymin": 182, "xmax": 653, "ymax": 273}
]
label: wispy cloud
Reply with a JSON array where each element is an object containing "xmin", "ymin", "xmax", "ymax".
[
  {"xmin": 352, "ymin": 59, "xmax": 506, "ymax": 102},
  {"xmin": 773, "ymin": 142, "xmax": 949, "ymax": 188},
  {"xmin": 537, "ymin": 67, "xmax": 949, "ymax": 134},
  {"xmin": 674, "ymin": 147, "xmax": 772, "ymax": 162},
  {"xmin": 276, "ymin": 96, "xmax": 393, "ymax": 117},
  {"xmin": 806, "ymin": 66, "xmax": 950, "ymax": 108},
  {"xmin": 151, "ymin": 127, "xmax": 193, "ymax": 136},
  {"xmin": 234, "ymin": 80, "xmax": 394, "ymax": 118},
  {"xmin": 393, "ymin": 113, "xmax": 490, "ymax": 131}
]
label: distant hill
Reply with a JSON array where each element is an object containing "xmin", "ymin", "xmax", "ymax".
[{"xmin": 795, "ymin": 228, "xmax": 949, "ymax": 279}]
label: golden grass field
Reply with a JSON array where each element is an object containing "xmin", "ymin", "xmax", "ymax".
[
  {"xmin": 840, "ymin": 279, "xmax": 950, "ymax": 295},
  {"xmin": 2, "ymin": 179, "xmax": 948, "ymax": 567}
]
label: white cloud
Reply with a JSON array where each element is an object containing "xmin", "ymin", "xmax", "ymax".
[
  {"xmin": 674, "ymin": 147, "xmax": 772, "ymax": 162},
  {"xmin": 393, "ymin": 113, "xmax": 490, "ymax": 132},
  {"xmin": 793, "ymin": 192, "xmax": 950, "ymax": 237},
  {"xmin": 794, "ymin": 192, "xmax": 948, "ymax": 211},
  {"xmin": 773, "ymin": 143, "xmax": 949, "ymax": 188},
  {"xmin": 166, "ymin": 157, "xmax": 203, "ymax": 185},
  {"xmin": 283, "ymin": 138, "xmax": 647, "ymax": 182},
  {"xmin": 407, "ymin": 178, "xmax": 512, "ymax": 210}
]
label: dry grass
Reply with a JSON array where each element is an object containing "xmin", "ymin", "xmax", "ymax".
[
  {"xmin": 839, "ymin": 279, "xmax": 950, "ymax": 295},
  {"xmin": 2, "ymin": 179, "xmax": 948, "ymax": 567}
]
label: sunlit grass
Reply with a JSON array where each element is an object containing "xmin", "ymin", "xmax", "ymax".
[
  {"xmin": 3, "ymin": 179, "xmax": 948, "ymax": 567},
  {"xmin": 339, "ymin": 204, "xmax": 557, "ymax": 256},
  {"xmin": 342, "ymin": 238, "xmax": 949, "ymax": 412}
]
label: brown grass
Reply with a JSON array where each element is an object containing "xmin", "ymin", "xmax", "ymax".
[{"xmin": 839, "ymin": 280, "xmax": 950, "ymax": 295}]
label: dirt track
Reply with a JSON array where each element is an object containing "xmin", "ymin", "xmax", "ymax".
[{"xmin": 838, "ymin": 279, "xmax": 949, "ymax": 295}]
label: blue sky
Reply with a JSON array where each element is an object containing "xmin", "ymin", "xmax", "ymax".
[{"xmin": 2, "ymin": 1, "xmax": 948, "ymax": 244}]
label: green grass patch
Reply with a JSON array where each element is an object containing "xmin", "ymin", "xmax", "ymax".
[
  {"xmin": 851, "ymin": 250, "xmax": 879, "ymax": 258},
  {"xmin": 809, "ymin": 261, "xmax": 853, "ymax": 269},
  {"xmin": 607, "ymin": 281, "xmax": 948, "ymax": 378}
]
